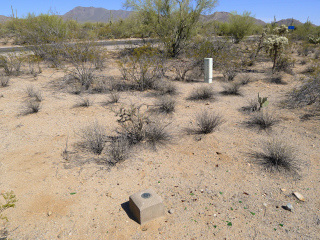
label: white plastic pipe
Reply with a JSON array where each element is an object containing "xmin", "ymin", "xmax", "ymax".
[{"xmin": 204, "ymin": 58, "xmax": 213, "ymax": 83}]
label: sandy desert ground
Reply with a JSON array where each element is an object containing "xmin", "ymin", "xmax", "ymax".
[{"xmin": 0, "ymin": 43, "xmax": 319, "ymax": 240}]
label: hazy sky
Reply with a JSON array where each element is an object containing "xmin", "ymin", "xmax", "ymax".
[{"xmin": 1, "ymin": 0, "xmax": 320, "ymax": 25}]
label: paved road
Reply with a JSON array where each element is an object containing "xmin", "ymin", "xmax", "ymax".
[{"xmin": 0, "ymin": 38, "xmax": 158, "ymax": 53}]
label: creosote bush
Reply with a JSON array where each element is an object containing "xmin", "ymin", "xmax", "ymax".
[
  {"xmin": 187, "ymin": 85, "xmax": 215, "ymax": 101},
  {"xmin": 251, "ymin": 139, "xmax": 301, "ymax": 175},
  {"xmin": 188, "ymin": 109, "xmax": 224, "ymax": 134},
  {"xmin": 79, "ymin": 121, "xmax": 106, "ymax": 155}
]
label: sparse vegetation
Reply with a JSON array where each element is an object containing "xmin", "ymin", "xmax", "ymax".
[
  {"xmin": 155, "ymin": 96, "xmax": 176, "ymax": 114},
  {"xmin": 187, "ymin": 85, "xmax": 215, "ymax": 101},
  {"xmin": 251, "ymin": 139, "xmax": 301, "ymax": 174},
  {"xmin": 189, "ymin": 109, "xmax": 224, "ymax": 134},
  {"xmin": 26, "ymin": 85, "xmax": 43, "ymax": 102},
  {"xmin": 107, "ymin": 92, "xmax": 120, "ymax": 104},
  {"xmin": 76, "ymin": 97, "xmax": 92, "ymax": 107},
  {"xmin": 0, "ymin": 76, "xmax": 9, "ymax": 87},
  {"xmin": 246, "ymin": 111, "xmax": 277, "ymax": 130},
  {"xmin": 78, "ymin": 121, "xmax": 106, "ymax": 155},
  {"xmin": 22, "ymin": 99, "xmax": 41, "ymax": 115},
  {"xmin": 0, "ymin": 191, "xmax": 18, "ymax": 222},
  {"xmin": 107, "ymin": 137, "xmax": 130, "ymax": 165},
  {"xmin": 221, "ymin": 82, "xmax": 242, "ymax": 95}
]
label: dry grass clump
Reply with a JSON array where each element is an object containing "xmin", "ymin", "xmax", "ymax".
[
  {"xmin": 106, "ymin": 92, "xmax": 120, "ymax": 104},
  {"xmin": 0, "ymin": 76, "xmax": 10, "ymax": 87},
  {"xmin": 187, "ymin": 109, "xmax": 224, "ymax": 134},
  {"xmin": 156, "ymin": 81, "xmax": 178, "ymax": 96},
  {"xmin": 286, "ymin": 74, "xmax": 320, "ymax": 108},
  {"xmin": 76, "ymin": 97, "xmax": 92, "ymax": 107},
  {"xmin": 221, "ymin": 82, "xmax": 242, "ymax": 95},
  {"xmin": 155, "ymin": 96, "xmax": 176, "ymax": 114},
  {"xmin": 251, "ymin": 139, "xmax": 301, "ymax": 175},
  {"xmin": 107, "ymin": 137, "xmax": 130, "ymax": 165},
  {"xmin": 270, "ymin": 74, "xmax": 286, "ymax": 85},
  {"xmin": 78, "ymin": 121, "xmax": 106, "ymax": 155},
  {"xmin": 26, "ymin": 85, "xmax": 43, "ymax": 102},
  {"xmin": 241, "ymin": 98, "xmax": 260, "ymax": 113},
  {"xmin": 21, "ymin": 99, "xmax": 41, "ymax": 115},
  {"xmin": 246, "ymin": 111, "xmax": 278, "ymax": 130},
  {"xmin": 187, "ymin": 85, "xmax": 215, "ymax": 101}
]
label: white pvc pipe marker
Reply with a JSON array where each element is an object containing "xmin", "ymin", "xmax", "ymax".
[{"xmin": 204, "ymin": 58, "xmax": 213, "ymax": 83}]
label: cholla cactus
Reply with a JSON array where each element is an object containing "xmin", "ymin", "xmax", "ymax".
[
  {"xmin": 273, "ymin": 24, "xmax": 288, "ymax": 36},
  {"xmin": 264, "ymin": 35, "xmax": 288, "ymax": 72},
  {"xmin": 308, "ymin": 35, "xmax": 320, "ymax": 44}
]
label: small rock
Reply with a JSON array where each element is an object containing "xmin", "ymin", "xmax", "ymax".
[
  {"xmin": 142, "ymin": 226, "xmax": 148, "ymax": 231},
  {"xmin": 281, "ymin": 188, "xmax": 286, "ymax": 192},
  {"xmin": 283, "ymin": 203, "xmax": 293, "ymax": 212},
  {"xmin": 47, "ymin": 211, "xmax": 52, "ymax": 216},
  {"xmin": 213, "ymin": 214, "xmax": 217, "ymax": 217},
  {"xmin": 263, "ymin": 203, "xmax": 268, "ymax": 207},
  {"xmin": 168, "ymin": 209, "xmax": 174, "ymax": 214},
  {"xmin": 293, "ymin": 192, "xmax": 305, "ymax": 202}
]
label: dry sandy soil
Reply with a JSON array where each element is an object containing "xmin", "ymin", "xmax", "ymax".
[{"xmin": 0, "ymin": 45, "xmax": 319, "ymax": 240}]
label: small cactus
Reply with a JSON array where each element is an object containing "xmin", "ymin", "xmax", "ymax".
[{"xmin": 258, "ymin": 93, "xmax": 269, "ymax": 110}]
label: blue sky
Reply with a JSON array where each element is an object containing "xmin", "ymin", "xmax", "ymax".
[{"xmin": 1, "ymin": 0, "xmax": 319, "ymax": 25}]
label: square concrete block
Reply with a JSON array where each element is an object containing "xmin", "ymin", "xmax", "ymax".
[{"xmin": 129, "ymin": 188, "xmax": 165, "ymax": 225}]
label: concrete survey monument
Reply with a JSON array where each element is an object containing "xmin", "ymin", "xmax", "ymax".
[{"xmin": 129, "ymin": 188, "xmax": 165, "ymax": 225}]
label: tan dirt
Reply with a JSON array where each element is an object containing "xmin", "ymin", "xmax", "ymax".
[{"xmin": 0, "ymin": 49, "xmax": 319, "ymax": 240}]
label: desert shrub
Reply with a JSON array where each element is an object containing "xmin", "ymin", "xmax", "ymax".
[
  {"xmin": 0, "ymin": 52, "xmax": 25, "ymax": 76},
  {"xmin": 116, "ymin": 104, "xmax": 149, "ymax": 145},
  {"xmin": 115, "ymin": 104, "xmax": 171, "ymax": 148},
  {"xmin": 76, "ymin": 97, "xmax": 92, "ymax": 107},
  {"xmin": 79, "ymin": 121, "xmax": 106, "ymax": 155},
  {"xmin": 246, "ymin": 111, "xmax": 277, "ymax": 130},
  {"xmin": 22, "ymin": 99, "xmax": 41, "ymax": 115},
  {"xmin": 188, "ymin": 109, "xmax": 224, "ymax": 134},
  {"xmin": 241, "ymin": 98, "xmax": 259, "ymax": 112},
  {"xmin": 221, "ymin": 82, "xmax": 242, "ymax": 95},
  {"xmin": 117, "ymin": 45, "xmax": 166, "ymax": 91},
  {"xmin": 287, "ymin": 74, "xmax": 320, "ymax": 107},
  {"xmin": 155, "ymin": 96, "xmax": 176, "ymax": 114},
  {"xmin": 172, "ymin": 59, "xmax": 200, "ymax": 81},
  {"xmin": 0, "ymin": 191, "xmax": 18, "ymax": 222},
  {"xmin": 0, "ymin": 76, "xmax": 9, "ymax": 87},
  {"xmin": 228, "ymin": 11, "xmax": 256, "ymax": 43},
  {"xmin": 145, "ymin": 122, "xmax": 172, "ymax": 149},
  {"xmin": 270, "ymin": 73, "xmax": 286, "ymax": 85},
  {"xmin": 63, "ymin": 41, "xmax": 106, "ymax": 90},
  {"xmin": 107, "ymin": 137, "xmax": 130, "ymax": 165},
  {"xmin": 155, "ymin": 80, "xmax": 178, "ymax": 96},
  {"xmin": 26, "ymin": 86, "xmax": 43, "ymax": 102},
  {"xmin": 187, "ymin": 85, "xmax": 215, "ymax": 101},
  {"xmin": 300, "ymin": 59, "xmax": 307, "ymax": 65},
  {"xmin": 107, "ymin": 92, "xmax": 120, "ymax": 104},
  {"xmin": 314, "ymin": 50, "xmax": 320, "ymax": 60},
  {"xmin": 26, "ymin": 55, "xmax": 42, "ymax": 76},
  {"xmin": 251, "ymin": 139, "xmax": 301, "ymax": 174},
  {"xmin": 274, "ymin": 55, "xmax": 294, "ymax": 74},
  {"xmin": 237, "ymin": 73, "xmax": 252, "ymax": 85}
]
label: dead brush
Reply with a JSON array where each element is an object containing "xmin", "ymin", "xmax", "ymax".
[
  {"xmin": 107, "ymin": 137, "xmax": 130, "ymax": 165},
  {"xmin": 26, "ymin": 85, "xmax": 43, "ymax": 102},
  {"xmin": 21, "ymin": 99, "xmax": 41, "ymax": 115}
]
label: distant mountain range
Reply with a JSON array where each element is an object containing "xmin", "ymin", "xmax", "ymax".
[{"xmin": 0, "ymin": 6, "xmax": 316, "ymax": 26}]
